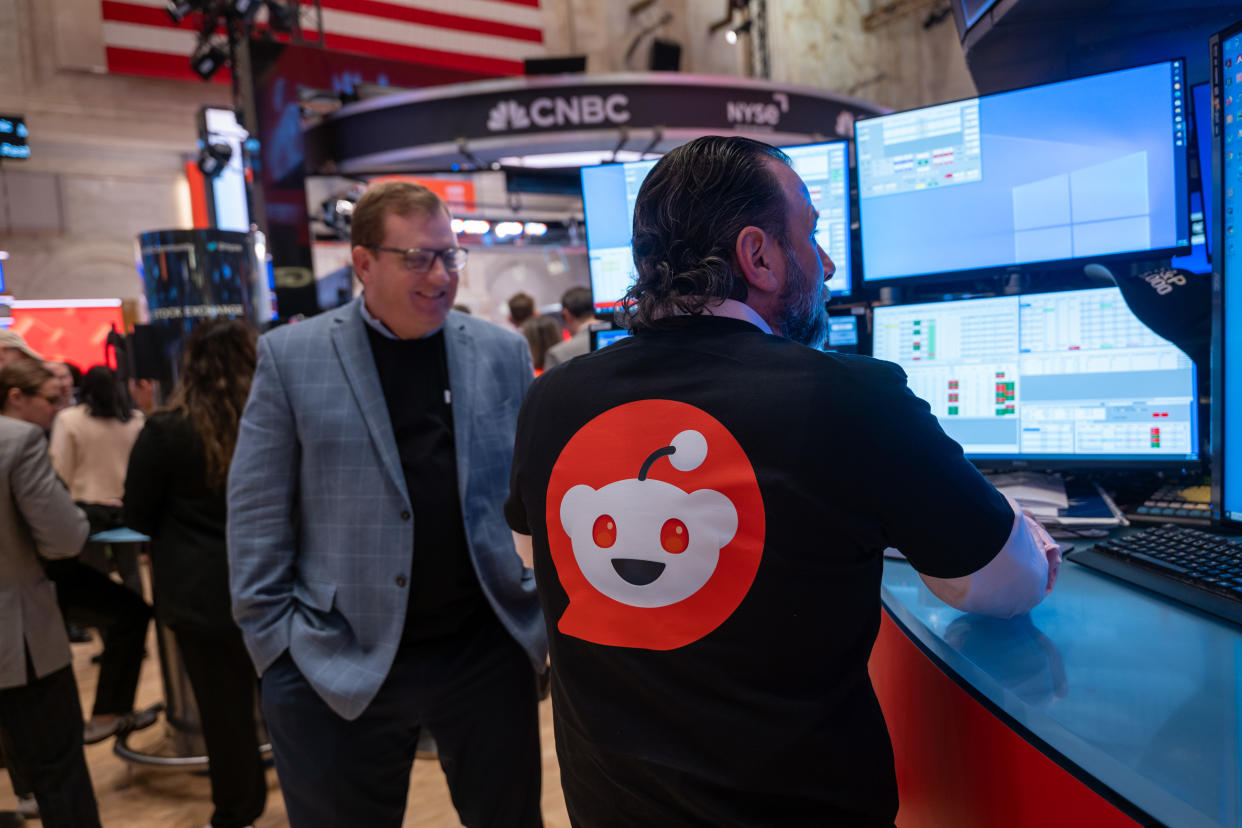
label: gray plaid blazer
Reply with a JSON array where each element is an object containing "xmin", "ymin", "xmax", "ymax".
[
  {"xmin": 0, "ymin": 416, "xmax": 88, "ymax": 689},
  {"xmin": 227, "ymin": 298, "xmax": 546, "ymax": 720}
]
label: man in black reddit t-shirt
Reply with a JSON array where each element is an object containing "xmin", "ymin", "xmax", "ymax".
[{"xmin": 506, "ymin": 137, "xmax": 1061, "ymax": 827}]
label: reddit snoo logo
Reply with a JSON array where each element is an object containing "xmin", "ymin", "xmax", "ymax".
[{"xmin": 547, "ymin": 399, "xmax": 765, "ymax": 650}]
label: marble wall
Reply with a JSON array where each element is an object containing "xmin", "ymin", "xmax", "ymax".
[{"xmin": 0, "ymin": 0, "xmax": 973, "ymax": 305}]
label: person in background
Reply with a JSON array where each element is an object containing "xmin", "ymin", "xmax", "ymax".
[
  {"xmin": 0, "ymin": 358, "xmax": 60, "ymax": 432},
  {"xmin": 0, "ymin": 329, "xmax": 42, "ymax": 369},
  {"xmin": 506, "ymin": 136, "xmax": 1061, "ymax": 827},
  {"xmin": 0, "ymin": 362, "xmax": 101, "ymax": 828},
  {"xmin": 127, "ymin": 376, "xmax": 157, "ymax": 415},
  {"xmin": 125, "ymin": 319, "xmax": 266, "ymax": 828},
  {"xmin": 45, "ymin": 362, "xmax": 75, "ymax": 409},
  {"xmin": 543, "ymin": 286, "xmax": 596, "ymax": 369},
  {"xmin": 521, "ymin": 315, "xmax": 563, "ymax": 375},
  {"xmin": 50, "ymin": 366, "xmax": 145, "ymax": 592},
  {"xmin": 507, "ymin": 291, "xmax": 535, "ymax": 329},
  {"xmin": 44, "ymin": 365, "xmax": 155, "ymax": 745},
  {"xmin": 229, "ymin": 180, "xmax": 546, "ymax": 828}
]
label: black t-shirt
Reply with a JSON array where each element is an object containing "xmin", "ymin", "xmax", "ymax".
[
  {"xmin": 365, "ymin": 325, "xmax": 487, "ymax": 644},
  {"xmin": 506, "ymin": 315, "xmax": 1013, "ymax": 827}
]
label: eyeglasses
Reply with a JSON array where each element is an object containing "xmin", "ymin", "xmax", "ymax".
[
  {"xmin": 368, "ymin": 246, "xmax": 469, "ymax": 273},
  {"xmin": 30, "ymin": 392, "xmax": 61, "ymax": 405}
]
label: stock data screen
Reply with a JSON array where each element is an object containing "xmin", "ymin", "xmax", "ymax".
[
  {"xmin": 856, "ymin": 61, "xmax": 1190, "ymax": 282},
  {"xmin": 581, "ymin": 141, "xmax": 852, "ymax": 309},
  {"xmin": 872, "ymin": 287, "xmax": 1198, "ymax": 462}
]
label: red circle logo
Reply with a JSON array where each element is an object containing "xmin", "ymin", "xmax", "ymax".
[{"xmin": 546, "ymin": 399, "xmax": 765, "ymax": 650}]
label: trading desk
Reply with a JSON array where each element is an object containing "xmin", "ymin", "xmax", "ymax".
[{"xmin": 872, "ymin": 557, "xmax": 1240, "ymax": 828}]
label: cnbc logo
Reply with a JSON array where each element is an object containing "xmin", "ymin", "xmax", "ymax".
[{"xmin": 487, "ymin": 94, "xmax": 631, "ymax": 131}]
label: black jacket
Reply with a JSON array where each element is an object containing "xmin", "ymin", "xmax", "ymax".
[{"xmin": 124, "ymin": 411, "xmax": 235, "ymax": 631}]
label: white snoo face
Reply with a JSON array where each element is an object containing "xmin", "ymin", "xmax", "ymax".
[{"xmin": 560, "ymin": 476, "xmax": 738, "ymax": 608}]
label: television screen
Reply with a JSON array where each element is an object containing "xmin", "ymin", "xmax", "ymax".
[
  {"xmin": 856, "ymin": 61, "xmax": 1191, "ymax": 283},
  {"xmin": 872, "ymin": 287, "xmax": 1198, "ymax": 465},
  {"xmin": 582, "ymin": 140, "xmax": 852, "ymax": 311}
]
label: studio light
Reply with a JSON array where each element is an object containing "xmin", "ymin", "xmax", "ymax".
[
  {"xmin": 725, "ymin": 20, "xmax": 752, "ymax": 45},
  {"xmin": 232, "ymin": 0, "xmax": 263, "ymax": 23},
  {"xmin": 165, "ymin": 0, "xmax": 199, "ymax": 24},
  {"xmin": 191, "ymin": 36, "xmax": 229, "ymax": 80},
  {"xmin": 265, "ymin": 1, "xmax": 298, "ymax": 33},
  {"xmin": 197, "ymin": 140, "xmax": 233, "ymax": 178}
]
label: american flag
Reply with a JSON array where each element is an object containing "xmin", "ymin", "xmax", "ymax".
[{"xmin": 100, "ymin": 0, "xmax": 547, "ymax": 83}]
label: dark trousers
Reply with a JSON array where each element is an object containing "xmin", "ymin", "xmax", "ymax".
[
  {"xmin": 0, "ymin": 724, "xmax": 32, "ymax": 797},
  {"xmin": 46, "ymin": 558, "xmax": 151, "ymax": 716},
  {"xmin": 0, "ymin": 660, "xmax": 100, "ymax": 828},
  {"xmin": 260, "ymin": 616, "xmax": 542, "ymax": 828},
  {"xmin": 175, "ymin": 625, "xmax": 267, "ymax": 828}
]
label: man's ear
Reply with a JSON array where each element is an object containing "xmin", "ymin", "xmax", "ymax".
[
  {"xmin": 4, "ymin": 387, "xmax": 22, "ymax": 411},
  {"xmin": 351, "ymin": 245, "xmax": 374, "ymax": 288},
  {"xmin": 734, "ymin": 226, "xmax": 780, "ymax": 294}
]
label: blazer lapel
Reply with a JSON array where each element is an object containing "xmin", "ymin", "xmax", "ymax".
[
  {"xmin": 330, "ymin": 298, "xmax": 409, "ymax": 506},
  {"xmin": 443, "ymin": 312, "xmax": 474, "ymax": 505}
]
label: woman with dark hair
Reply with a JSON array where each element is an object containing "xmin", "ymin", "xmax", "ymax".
[
  {"xmin": 125, "ymin": 319, "xmax": 266, "ymax": 828},
  {"xmin": 521, "ymin": 314, "xmax": 563, "ymax": 374},
  {"xmin": 49, "ymin": 366, "xmax": 145, "ymax": 541}
]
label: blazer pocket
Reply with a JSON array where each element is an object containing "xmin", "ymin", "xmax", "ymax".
[{"xmin": 292, "ymin": 579, "xmax": 337, "ymax": 613}]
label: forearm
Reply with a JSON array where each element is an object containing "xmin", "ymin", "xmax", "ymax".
[{"xmin": 920, "ymin": 495, "xmax": 1060, "ymax": 618}]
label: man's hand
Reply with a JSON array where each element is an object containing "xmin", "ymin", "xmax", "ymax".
[{"xmin": 1021, "ymin": 512, "xmax": 1061, "ymax": 595}]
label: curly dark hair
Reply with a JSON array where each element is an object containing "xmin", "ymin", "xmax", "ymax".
[
  {"xmin": 619, "ymin": 136, "xmax": 792, "ymax": 330},
  {"xmin": 165, "ymin": 319, "xmax": 258, "ymax": 489}
]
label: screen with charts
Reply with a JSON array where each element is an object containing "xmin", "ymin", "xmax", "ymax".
[
  {"xmin": 1217, "ymin": 23, "xmax": 1242, "ymax": 521},
  {"xmin": 872, "ymin": 287, "xmax": 1198, "ymax": 464},
  {"xmin": 581, "ymin": 141, "xmax": 852, "ymax": 310},
  {"xmin": 856, "ymin": 61, "xmax": 1191, "ymax": 282}
]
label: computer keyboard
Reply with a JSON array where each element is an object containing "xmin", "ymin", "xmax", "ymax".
[
  {"xmin": 1127, "ymin": 484, "xmax": 1211, "ymax": 525},
  {"xmin": 1068, "ymin": 524, "xmax": 1242, "ymax": 626}
]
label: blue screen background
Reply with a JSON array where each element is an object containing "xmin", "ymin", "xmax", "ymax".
[
  {"xmin": 859, "ymin": 62, "xmax": 1188, "ymax": 281},
  {"xmin": 580, "ymin": 164, "xmax": 632, "ymax": 251},
  {"xmin": 1221, "ymin": 30, "xmax": 1242, "ymax": 520}
]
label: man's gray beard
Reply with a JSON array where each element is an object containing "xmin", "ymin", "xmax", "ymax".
[{"xmin": 776, "ymin": 243, "xmax": 828, "ymax": 349}]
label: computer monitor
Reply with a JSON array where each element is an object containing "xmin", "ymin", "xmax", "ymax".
[
  {"xmin": 1212, "ymin": 21, "xmax": 1242, "ymax": 522},
  {"xmin": 580, "ymin": 158, "xmax": 658, "ymax": 313},
  {"xmin": 872, "ymin": 287, "xmax": 1199, "ymax": 467},
  {"xmin": 856, "ymin": 60, "xmax": 1192, "ymax": 283},
  {"xmin": 826, "ymin": 314, "xmax": 859, "ymax": 353},
  {"xmin": 590, "ymin": 327, "xmax": 633, "ymax": 351},
  {"xmin": 1171, "ymin": 82, "xmax": 1214, "ymax": 275},
  {"xmin": 580, "ymin": 140, "xmax": 852, "ymax": 311}
]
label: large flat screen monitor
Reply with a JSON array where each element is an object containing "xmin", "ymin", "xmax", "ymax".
[
  {"xmin": 581, "ymin": 140, "xmax": 852, "ymax": 311},
  {"xmin": 872, "ymin": 287, "xmax": 1198, "ymax": 466},
  {"xmin": 856, "ymin": 60, "xmax": 1191, "ymax": 283},
  {"xmin": 1212, "ymin": 22, "xmax": 1242, "ymax": 522}
]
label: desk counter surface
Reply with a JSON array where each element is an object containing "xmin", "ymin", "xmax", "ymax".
[{"xmin": 881, "ymin": 557, "xmax": 1242, "ymax": 828}]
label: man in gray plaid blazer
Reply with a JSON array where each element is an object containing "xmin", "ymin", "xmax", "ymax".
[{"xmin": 228, "ymin": 181, "xmax": 547, "ymax": 828}]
